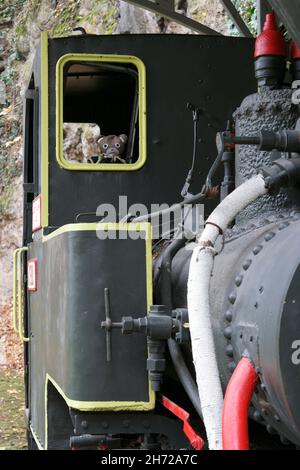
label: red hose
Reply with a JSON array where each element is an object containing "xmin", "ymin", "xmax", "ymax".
[{"xmin": 222, "ymin": 357, "xmax": 258, "ymax": 450}]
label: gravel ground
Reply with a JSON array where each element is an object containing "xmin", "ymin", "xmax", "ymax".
[{"xmin": 0, "ymin": 370, "xmax": 27, "ymax": 450}]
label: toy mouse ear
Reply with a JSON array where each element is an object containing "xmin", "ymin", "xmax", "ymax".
[
  {"xmin": 119, "ymin": 134, "xmax": 128, "ymax": 144},
  {"xmin": 97, "ymin": 136, "xmax": 104, "ymax": 144}
]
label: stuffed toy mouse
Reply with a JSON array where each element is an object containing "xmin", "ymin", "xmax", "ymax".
[{"xmin": 96, "ymin": 134, "xmax": 128, "ymax": 163}]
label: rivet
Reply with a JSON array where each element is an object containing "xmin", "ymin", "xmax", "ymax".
[
  {"xmin": 102, "ymin": 421, "xmax": 109, "ymax": 429},
  {"xmin": 228, "ymin": 362, "xmax": 236, "ymax": 372},
  {"xmin": 267, "ymin": 425, "xmax": 276, "ymax": 435},
  {"xmin": 259, "ymin": 286, "xmax": 264, "ymax": 294},
  {"xmin": 274, "ymin": 415, "xmax": 281, "ymax": 423},
  {"xmin": 224, "ymin": 326, "xmax": 232, "ymax": 340},
  {"xmin": 143, "ymin": 420, "xmax": 151, "ymax": 429},
  {"xmin": 226, "ymin": 344, "xmax": 234, "ymax": 357},
  {"xmin": 81, "ymin": 421, "xmax": 88, "ymax": 430},
  {"xmin": 228, "ymin": 292, "xmax": 237, "ymax": 305},
  {"xmin": 265, "ymin": 232, "xmax": 275, "ymax": 242},
  {"xmin": 235, "ymin": 275, "xmax": 243, "ymax": 287},
  {"xmin": 243, "ymin": 259, "xmax": 252, "ymax": 271},
  {"xmin": 260, "ymin": 383, "xmax": 267, "ymax": 392},
  {"xmin": 253, "ymin": 245, "xmax": 263, "ymax": 255},
  {"xmin": 123, "ymin": 420, "xmax": 130, "ymax": 429},
  {"xmin": 253, "ymin": 411, "xmax": 263, "ymax": 422},
  {"xmin": 280, "ymin": 436, "xmax": 290, "ymax": 446},
  {"xmin": 225, "ymin": 311, "xmax": 233, "ymax": 322},
  {"xmin": 254, "ymin": 302, "xmax": 259, "ymax": 309}
]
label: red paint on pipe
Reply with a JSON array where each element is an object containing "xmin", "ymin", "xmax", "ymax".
[{"xmin": 222, "ymin": 357, "xmax": 258, "ymax": 450}]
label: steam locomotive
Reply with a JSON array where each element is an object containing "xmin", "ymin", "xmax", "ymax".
[{"xmin": 13, "ymin": 2, "xmax": 300, "ymax": 450}]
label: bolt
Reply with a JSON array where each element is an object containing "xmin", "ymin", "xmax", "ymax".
[
  {"xmin": 279, "ymin": 222, "xmax": 290, "ymax": 230},
  {"xmin": 243, "ymin": 259, "xmax": 252, "ymax": 271},
  {"xmin": 280, "ymin": 436, "xmax": 290, "ymax": 446},
  {"xmin": 225, "ymin": 344, "xmax": 234, "ymax": 358},
  {"xmin": 253, "ymin": 245, "xmax": 263, "ymax": 256},
  {"xmin": 253, "ymin": 411, "xmax": 263, "ymax": 422},
  {"xmin": 225, "ymin": 310, "xmax": 233, "ymax": 322},
  {"xmin": 265, "ymin": 232, "xmax": 275, "ymax": 242},
  {"xmin": 228, "ymin": 292, "xmax": 237, "ymax": 305},
  {"xmin": 260, "ymin": 383, "xmax": 267, "ymax": 392},
  {"xmin": 224, "ymin": 326, "xmax": 232, "ymax": 340},
  {"xmin": 267, "ymin": 425, "xmax": 277, "ymax": 435},
  {"xmin": 235, "ymin": 275, "xmax": 243, "ymax": 287}
]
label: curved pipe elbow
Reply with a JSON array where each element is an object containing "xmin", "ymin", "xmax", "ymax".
[{"xmin": 222, "ymin": 357, "xmax": 258, "ymax": 450}]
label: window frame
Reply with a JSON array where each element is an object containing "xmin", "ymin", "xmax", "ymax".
[{"xmin": 56, "ymin": 53, "xmax": 147, "ymax": 171}]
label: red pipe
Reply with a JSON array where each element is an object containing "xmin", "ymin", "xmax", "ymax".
[{"xmin": 222, "ymin": 357, "xmax": 258, "ymax": 451}]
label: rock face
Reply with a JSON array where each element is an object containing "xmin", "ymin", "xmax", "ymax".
[
  {"xmin": 0, "ymin": 0, "xmax": 234, "ymax": 369},
  {"xmin": 63, "ymin": 123, "xmax": 101, "ymax": 163}
]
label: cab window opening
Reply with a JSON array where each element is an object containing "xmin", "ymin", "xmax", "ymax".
[{"xmin": 62, "ymin": 60, "xmax": 140, "ymax": 166}]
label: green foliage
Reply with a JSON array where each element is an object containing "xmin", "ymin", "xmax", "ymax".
[
  {"xmin": 229, "ymin": 0, "xmax": 257, "ymax": 36},
  {"xmin": 0, "ymin": 117, "xmax": 22, "ymax": 216},
  {"xmin": 0, "ymin": 0, "xmax": 28, "ymax": 23},
  {"xmin": 15, "ymin": 0, "xmax": 42, "ymax": 41},
  {"xmin": 102, "ymin": 1, "xmax": 117, "ymax": 35},
  {"xmin": 52, "ymin": 0, "xmax": 81, "ymax": 37},
  {"xmin": 82, "ymin": 0, "xmax": 117, "ymax": 34}
]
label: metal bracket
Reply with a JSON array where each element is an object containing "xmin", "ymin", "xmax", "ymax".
[
  {"xmin": 101, "ymin": 288, "xmax": 122, "ymax": 362},
  {"xmin": 123, "ymin": 0, "xmax": 222, "ymax": 35}
]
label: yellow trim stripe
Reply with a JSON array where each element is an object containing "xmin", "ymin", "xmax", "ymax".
[
  {"xmin": 30, "ymin": 425, "xmax": 44, "ymax": 450},
  {"xmin": 46, "ymin": 373, "xmax": 154, "ymax": 413},
  {"xmin": 40, "ymin": 31, "xmax": 49, "ymax": 228},
  {"xmin": 12, "ymin": 248, "xmax": 20, "ymax": 332},
  {"xmin": 42, "ymin": 222, "xmax": 151, "ymax": 241},
  {"xmin": 56, "ymin": 53, "xmax": 147, "ymax": 171},
  {"xmin": 17, "ymin": 247, "xmax": 29, "ymax": 342}
]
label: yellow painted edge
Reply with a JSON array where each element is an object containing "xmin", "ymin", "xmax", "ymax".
[
  {"xmin": 42, "ymin": 222, "xmax": 151, "ymax": 242},
  {"xmin": 46, "ymin": 374, "xmax": 153, "ymax": 413},
  {"xmin": 56, "ymin": 53, "xmax": 147, "ymax": 171},
  {"xmin": 41, "ymin": 31, "xmax": 49, "ymax": 228},
  {"xmin": 30, "ymin": 424, "xmax": 44, "ymax": 450},
  {"xmin": 17, "ymin": 248, "xmax": 29, "ymax": 342},
  {"xmin": 12, "ymin": 248, "xmax": 21, "ymax": 333}
]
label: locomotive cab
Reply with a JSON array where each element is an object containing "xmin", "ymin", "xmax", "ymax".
[{"xmin": 15, "ymin": 26, "xmax": 300, "ymax": 450}]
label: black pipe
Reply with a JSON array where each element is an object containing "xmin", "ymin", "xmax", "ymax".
[
  {"xmin": 132, "ymin": 191, "xmax": 206, "ymax": 223},
  {"xmin": 231, "ymin": 136, "xmax": 261, "ymax": 146},
  {"xmin": 159, "ymin": 237, "xmax": 203, "ymax": 420}
]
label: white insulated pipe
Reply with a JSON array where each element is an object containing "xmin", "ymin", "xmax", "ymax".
[{"xmin": 187, "ymin": 174, "xmax": 268, "ymax": 450}]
